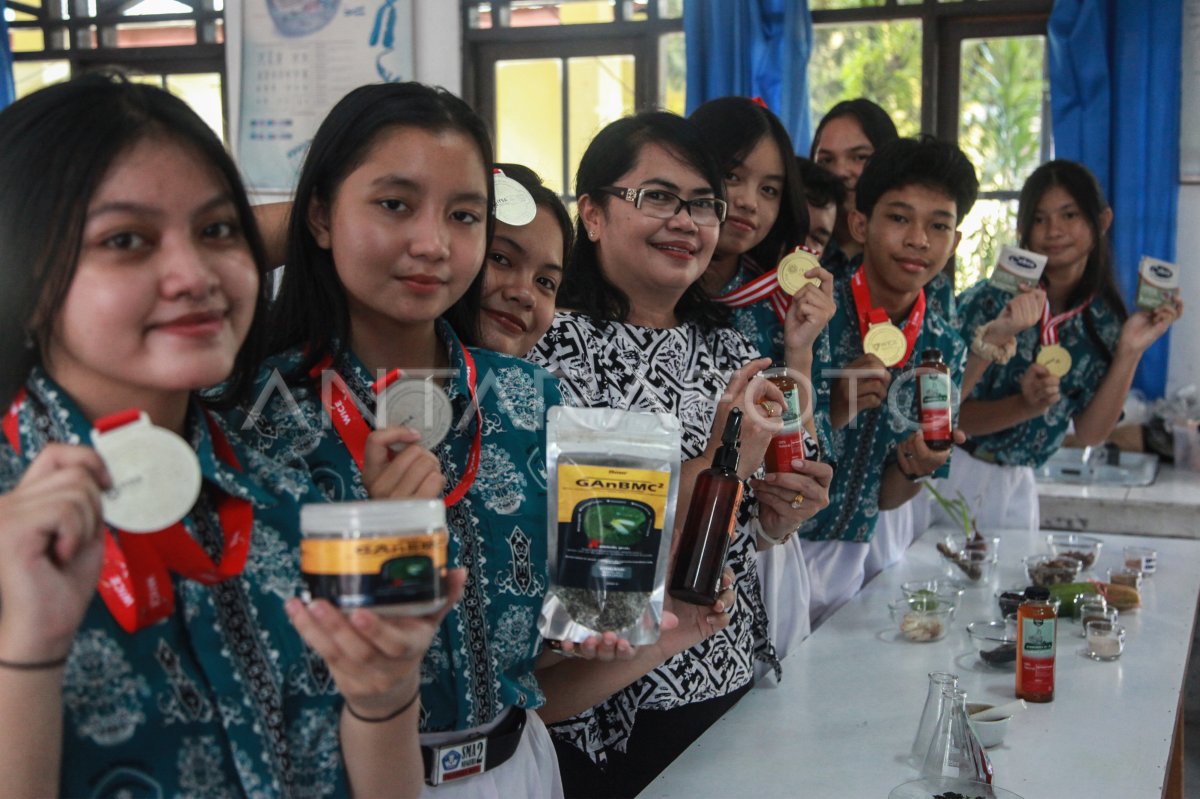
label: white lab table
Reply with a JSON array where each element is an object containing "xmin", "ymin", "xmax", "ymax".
[{"xmin": 639, "ymin": 527, "xmax": 1200, "ymax": 798}]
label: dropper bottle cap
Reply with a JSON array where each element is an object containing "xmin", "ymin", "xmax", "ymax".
[{"xmin": 712, "ymin": 408, "xmax": 743, "ymax": 473}]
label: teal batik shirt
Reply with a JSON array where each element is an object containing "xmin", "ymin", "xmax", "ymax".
[
  {"xmin": 0, "ymin": 369, "xmax": 349, "ymax": 799},
  {"xmin": 230, "ymin": 321, "xmax": 561, "ymax": 733},
  {"xmin": 720, "ymin": 255, "xmax": 786, "ymax": 362},
  {"xmin": 956, "ymin": 280, "xmax": 1123, "ymax": 468},
  {"xmin": 718, "ymin": 255, "xmax": 836, "ymax": 461},
  {"xmin": 799, "ymin": 263, "xmax": 968, "ymax": 543}
]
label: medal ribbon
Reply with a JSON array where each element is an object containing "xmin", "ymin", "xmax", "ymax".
[
  {"xmin": 712, "ymin": 268, "xmax": 790, "ymax": 322},
  {"xmin": 850, "ymin": 268, "xmax": 926, "ymax": 367},
  {"xmin": 309, "ymin": 343, "xmax": 482, "ymax": 507},
  {"xmin": 1039, "ymin": 297, "xmax": 1091, "ymax": 346},
  {"xmin": 3, "ymin": 394, "xmax": 253, "ymax": 633}
]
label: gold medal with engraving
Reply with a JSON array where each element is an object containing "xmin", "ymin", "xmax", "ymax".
[
  {"xmin": 862, "ymin": 321, "xmax": 908, "ymax": 367},
  {"xmin": 1036, "ymin": 344, "xmax": 1072, "ymax": 377},
  {"xmin": 776, "ymin": 248, "xmax": 822, "ymax": 296}
]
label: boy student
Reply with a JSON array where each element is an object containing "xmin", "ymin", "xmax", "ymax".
[{"xmin": 797, "ymin": 136, "xmax": 1038, "ymax": 625}]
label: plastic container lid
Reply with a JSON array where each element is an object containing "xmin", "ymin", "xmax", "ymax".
[
  {"xmin": 1024, "ymin": 586, "xmax": 1051, "ymax": 601},
  {"xmin": 300, "ymin": 499, "xmax": 445, "ymax": 536}
]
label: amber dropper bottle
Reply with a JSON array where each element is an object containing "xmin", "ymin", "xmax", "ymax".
[{"xmin": 669, "ymin": 408, "xmax": 744, "ymax": 605}]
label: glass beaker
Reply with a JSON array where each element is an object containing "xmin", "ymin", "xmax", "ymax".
[
  {"xmin": 922, "ymin": 686, "xmax": 993, "ymax": 784},
  {"xmin": 910, "ymin": 672, "xmax": 958, "ymax": 767}
]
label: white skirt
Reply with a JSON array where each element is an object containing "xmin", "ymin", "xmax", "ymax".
[
  {"xmin": 420, "ymin": 710, "xmax": 564, "ymax": 799},
  {"xmin": 755, "ymin": 536, "xmax": 812, "ymax": 682},
  {"xmin": 799, "ymin": 538, "xmax": 871, "ymax": 629},
  {"xmin": 864, "ymin": 504, "xmax": 917, "ymax": 582},
  {"xmin": 929, "ymin": 445, "xmax": 1039, "ymax": 534}
]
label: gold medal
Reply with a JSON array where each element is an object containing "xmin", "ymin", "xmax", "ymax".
[
  {"xmin": 863, "ymin": 321, "xmax": 908, "ymax": 367},
  {"xmin": 776, "ymin": 248, "xmax": 822, "ymax": 296},
  {"xmin": 1036, "ymin": 344, "xmax": 1072, "ymax": 377}
]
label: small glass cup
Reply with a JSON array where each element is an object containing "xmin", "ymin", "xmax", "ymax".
[
  {"xmin": 1004, "ymin": 612, "xmax": 1018, "ymax": 640},
  {"xmin": 1107, "ymin": 567, "xmax": 1144, "ymax": 590},
  {"xmin": 1086, "ymin": 619, "xmax": 1126, "ymax": 660},
  {"xmin": 1124, "ymin": 545, "xmax": 1158, "ymax": 575},
  {"xmin": 1079, "ymin": 603, "xmax": 1118, "ymax": 637},
  {"xmin": 1074, "ymin": 595, "xmax": 1106, "ymax": 621}
]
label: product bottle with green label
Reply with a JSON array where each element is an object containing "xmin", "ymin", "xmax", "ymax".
[
  {"xmin": 917, "ymin": 348, "xmax": 952, "ymax": 451},
  {"xmin": 669, "ymin": 408, "xmax": 743, "ymax": 605},
  {"xmin": 1016, "ymin": 586, "xmax": 1056, "ymax": 702}
]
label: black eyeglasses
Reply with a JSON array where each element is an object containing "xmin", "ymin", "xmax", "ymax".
[{"xmin": 598, "ymin": 186, "xmax": 728, "ymax": 227}]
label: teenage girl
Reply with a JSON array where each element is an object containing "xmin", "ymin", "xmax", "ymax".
[
  {"xmin": 810, "ymin": 98, "xmax": 899, "ymax": 267},
  {"xmin": 0, "ymin": 74, "xmax": 444, "ymax": 799},
  {"xmin": 947, "ymin": 160, "xmax": 1182, "ymax": 530},
  {"xmin": 478, "ymin": 163, "xmax": 573, "ymax": 358},
  {"xmin": 689, "ymin": 96, "xmax": 836, "ymax": 664},
  {"xmin": 235, "ymin": 83, "xmax": 729, "ymax": 796}
]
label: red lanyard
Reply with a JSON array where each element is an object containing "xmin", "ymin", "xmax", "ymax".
[
  {"xmin": 850, "ymin": 268, "xmax": 926, "ymax": 367},
  {"xmin": 713, "ymin": 266, "xmax": 790, "ymax": 322},
  {"xmin": 1039, "ymin": 297, "xmax": 1090, "ymax": 346},
  {"xmin": 3, "ymin": 391, "xmax": 253, "ymax": 633},
  {"xmin": 309, "ymin": 345, "xmax": 482, "ymax": 507}
]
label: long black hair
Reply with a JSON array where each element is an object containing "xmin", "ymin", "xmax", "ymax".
[
  {"xmin": 494, "ymin": 162, "xmax": 573, "ymax": 268},
  {"xmin": 1017, "ymin": 159, "xmax": 1128, "ymax": 333},
  {"xmin": 809, "ymin": 98, "xmax": 899, "ymax": 159},
  {"xmin": 0, "ymin": 72, "xmax": 268, "ymax": 408},
  {"xmin": 558, "ymin": 111, "xmax": 730, "ymax": 330},
  {"xmin": 689, "ymin": 96, "xmax": 809, "ymax": 268},
  {"xmin": 265, "ymin": 82, "xmax": 495, "ymax": 378}
]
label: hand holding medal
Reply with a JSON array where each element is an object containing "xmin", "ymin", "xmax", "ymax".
[{"xmin": 1020, "ymin": 363, "xmax": 1061, "ymax": 411}]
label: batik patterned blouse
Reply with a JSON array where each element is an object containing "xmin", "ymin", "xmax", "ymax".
[
  {"xmin": 530, "ymin": 311, "xmax": 781, "ymax": 765},
  {"xmin": 1, "ymin": 369, "xmax": 348, "ymax": 798},
  {"xmin": 956, "ymin": 280, "xmax": 1123, "ymax": 467},
  {"xmin": 230, "ymin": 321, "xmax": 561, "ymax": 733}
]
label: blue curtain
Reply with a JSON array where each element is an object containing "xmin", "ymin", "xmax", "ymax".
[
  {"xmin": 683, "ymin": 0, "xmax": 813, "ymax": 151},
  {"xmin": 1048, "ymin": 0, "xmax": 1182, "ymax": 398},
  {"xmin": 0, "ymin": 6, "xmax": 14, "ymax": 109}
]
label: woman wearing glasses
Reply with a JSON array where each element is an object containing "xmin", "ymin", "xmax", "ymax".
[{"xmin": 530, "ymin": 112, "xmax": 819, "ymax": 798}]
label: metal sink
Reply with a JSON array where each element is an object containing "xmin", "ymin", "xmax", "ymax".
[{"xmin": 1034, "ymin": 444, "xmax": 1160, "ymax": 486}]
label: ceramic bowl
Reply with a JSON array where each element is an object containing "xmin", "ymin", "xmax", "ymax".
[{"xmin": 966, "ymin": 701, "xmax": 1012, "ymax": 748}]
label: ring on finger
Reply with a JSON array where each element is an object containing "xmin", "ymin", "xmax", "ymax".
[{"xmin": 790, "ymin": 492, "xmax": 805, "ymax": 509}]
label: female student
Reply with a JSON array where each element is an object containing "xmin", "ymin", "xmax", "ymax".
[
  {"xmin": 949, "ymin": 160, "xmax": 1183, "ymax": 530},
  {"xmin": 0, "ymin": 74, "xmax": 445, "ymax": 799},
  {"xmin": 531, "ymin": 110, "xmax": 828, "ymax": 798},
  {"xmin": 810, "ymin": 98, "xmax": 899, "ymax": 268},
  {"xmin": 479, "ymin": 163, "xmax": 573, "ymax": 358},
  {"xmin": 236, "ymin": 84, "xmax": 732, "ymax": 795},
  {"xmin": 689, "ymin": 96, "xmax": 836, "ymax": 662}
]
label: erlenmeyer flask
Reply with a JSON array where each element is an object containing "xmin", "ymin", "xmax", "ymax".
[
  {"xmin": 910, "ymin": 672, "xmax": 958, "ymax": 766},
  {"xmin": 921, "ymin": 687, "xmax": 993, "ymax": 784}
]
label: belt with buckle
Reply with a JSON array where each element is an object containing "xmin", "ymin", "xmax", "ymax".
[{"xmin": 421, "ymin": 707, "xmax": 527, "ymax": 786}]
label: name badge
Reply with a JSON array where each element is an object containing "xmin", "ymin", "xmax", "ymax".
[{"xmin": 431, "ymin": 737, "xmax": 488, "ymax": 784}]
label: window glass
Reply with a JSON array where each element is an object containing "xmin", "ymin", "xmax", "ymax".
[
  {"xmin": 956, "ymin": 35, "xmax": 1046, "ymax": 286},
  {"xmin": 958, "ymin": 198, "xmax": 1019, "ymax": 290},
  {"xmin": 809, "ymin": 20, "xmax": 922, "ymax": 141},
  {"xmin": 496, "ymin": 58, "xmax": 566, "ymax": 194},
  {"xmin": 13, "ymin": 61, "xmax": 70, "ymax": 99},
  {"xmin": 659, "ymin": 31, "xmax": 685, "ymax": 115},
  {"xmin": 166, "ymin": 72, "xmax": 225, "ymax": 143},
  {"xmin": 567, "ymin": 53, "xmax": 635, "ymax": 190},
  {"xmin": 959, "ymin": 35, "xmax": 1046, "ymax": 193}
]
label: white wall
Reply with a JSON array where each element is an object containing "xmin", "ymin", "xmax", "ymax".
[
  {"xmin": 413, "ymin": 0, "xmax": 462, "ymax": 94},
  {"xmin": 1167, "ymin": 185, "xmax": 1200, "ymax": 394}
]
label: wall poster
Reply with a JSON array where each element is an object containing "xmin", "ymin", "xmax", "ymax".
[{"xmin": 230, "ymin": 0, "xmax": 415, "ymax": 194}]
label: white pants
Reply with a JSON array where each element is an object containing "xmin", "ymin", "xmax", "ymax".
[
  {"xmin": 420, "ymin": 710, "xmax": 564, "ymax": 799},
  {"xmin": 929, "ymin": 445, "xmax": 1040, "ymax": 534},
  {"xmin": 755, "ymin": 536, "xmax": 812, "ymax": 681},
  {"xmin": 865, "ymin": 504, "xmax": 917, "ymax": 582},
  {"xmin": 800, "ymin": 538, "xmax": 871, "ymax": 629}
]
